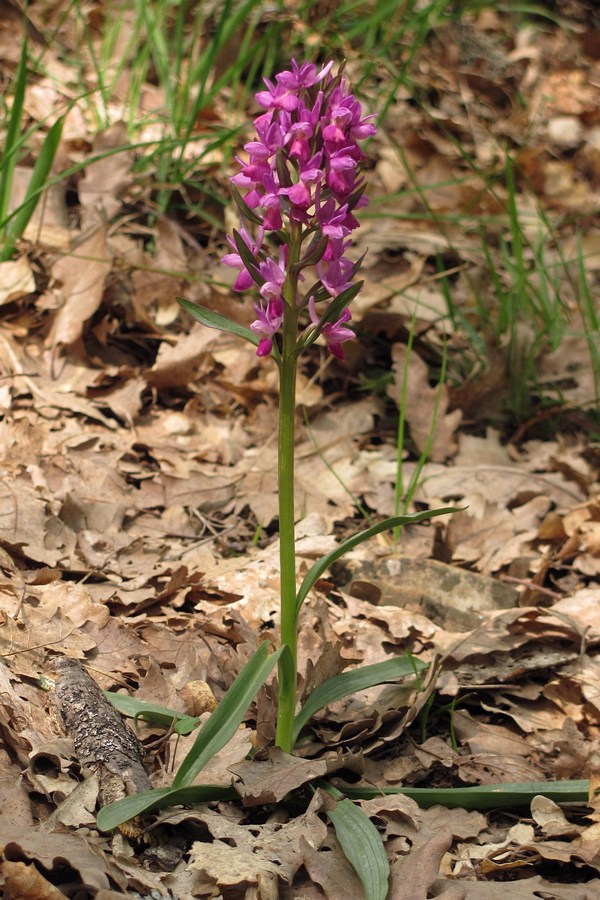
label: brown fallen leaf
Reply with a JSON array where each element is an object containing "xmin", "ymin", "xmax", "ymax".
[
  {"xmin": 0, "ymin": 257, "xmax": 35, "ymax": 307},
  {"xmin": 389, "ymin": 829, "xmax": 452, "ymax": 900},
  {"xmin": 0, "ymin": 831, "xmax": 111, "ymax": 895},
  {"xmin": 46, "ymin": 226, "xmax": 113, "ymax": 350},
  {"xmin": 186, "ymin": 791, "xmax": 328, "ymax": 893},
  {"xmin": 230, "ymin": 747, "xmax": 360, "ymax": 806},
  {"xmin": 302, "ymin": 831, "xmax": 363, "ymax": 898},
  {"xmin": 388, "ymin": 342, "xmax": 462, "ymax": 462},
  {"xmin": 1, "ymin": 859, "xmax": 69, "ymax": 900}
]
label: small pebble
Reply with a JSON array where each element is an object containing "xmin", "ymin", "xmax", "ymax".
[
  {"xmin": 163, "ymin": 412, "xmax": 194, "ymax": 435},
  {"xmin": 547, "ymin": 116, "xmax": 583, "ymax": 150}
]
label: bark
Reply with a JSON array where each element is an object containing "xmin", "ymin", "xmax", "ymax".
[
  {"xmin": 54, "ymin": 658, "xmax": 186, "ymax": 870},
  {"xmin": 55, "ymin": 657, "xmax": 151, "ymax": 799}
]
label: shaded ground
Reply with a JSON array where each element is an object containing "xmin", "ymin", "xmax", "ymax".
[{"xmin": 0, "ymin": 2, "xmax": 599, "ymax": 897}]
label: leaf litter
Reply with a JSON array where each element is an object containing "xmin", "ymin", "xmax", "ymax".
[{"xmin": 0, "ymin": 4, "xmax": 600, "ymax": 898}]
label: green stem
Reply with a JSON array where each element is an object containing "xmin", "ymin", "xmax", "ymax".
[{"xmin": 275, "ymin": 226, "xmax": 301, "ymax": 752}]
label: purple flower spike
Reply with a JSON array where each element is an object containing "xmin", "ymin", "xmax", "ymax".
[{"xmin": 223, "ymin": 60, "xmax": 375, "ymax": 357}]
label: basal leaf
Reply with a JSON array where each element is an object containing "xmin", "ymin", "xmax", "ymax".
[
  {"xmin": 105, "ymin": 691, "xmax": 200, "ymax": 735},
  {"xmin": 337, "ymin": 779, "xmax": 592, "ymax": 810},
  {"xmin": 293, "ymin": 656, "xmax": 426, "ymax": 745},
  {"xmin": 325, "ymin": 788, "xmax": 389, "ymax": 900},
  {"xmin": 295, "ymin": 508, "xmax": 457, "ymax": 614},
  {"xmin": 96, "ymin": 784, "xmax": 237, "ymax": 832},
  {"xmin": 0, "ymin": 40, "xmax": 27, "ymax": 228},
  {"xmin": 172, "ymin": 642, "xmax": 283, "ymax": 788},
  {"xmin": 2, "ymin": 116, "xmax": 65, "ymax": 258}
]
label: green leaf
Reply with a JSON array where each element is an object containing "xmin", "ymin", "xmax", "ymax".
[
  {"xmin": 233, "ymin": 228, "xmax": 265, "ymax": 287},
  {"xmin": 295, "ymin": 507, "xmax": 457, "ymax": 614},
  {"xmin": 1, "ymin": 116, "xmax": 65, "ymax": 259},
  {"xmin": 337, "ymin": 779, "xmax": 592, "ymax": 810},
  {"xmin": 231, "ymin": 185, "xmax": 263, "ymax": 226},
  {"xmin": 96, "ymin": 784, "xmax": 238, "ymax": 833},
  {"xmin": 0, "ymin": 39, "xmax": 27, "ymax": 229},
  {"xmin": 104, "ymin": 692, "xmax": 200, "ymax": 735},
  {"xmin": 293, "ymin": 656, "xmax": 427, "ymax": 745},
  {"xmin": 177, "ymin": 298, "xmax": 260, "ymax": 347},
  {"xmin": 325, "ymin": 787, "xmax": 389, "ymax": 900},
  {"xmin": 172, "ymin": 641, "xmax": 283, "ymax": 788},
  {"xmin": 296, "ymin": 233, "xmax": 328, "ymax": 270}
]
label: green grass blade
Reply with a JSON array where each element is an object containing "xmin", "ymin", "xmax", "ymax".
[
  {"xmin": 293, "ymin": 657, "xmax": 427, "ymax": 746},
  {"xmin": 172, "ymin": 642, "xmax": 283, "ymax": 789},
  {"xmin": 0, "ymin": 39, "xmax": 27, "ymax": 229},
  {"xmin": 295, "ymin": 508, "xmax": 457, "ymax": 614},
  {"xmin": 96, "ymin": 784, "xmax": 238, "ymax": 833},
  {"xmin": 1, "ymin": 116, "xmax": 65, "ymax": 260},
  {"xmin": 324, "ymin": 787, "xmax": 389, "ymax": 900},
  {"xmin": 338, "ymin": 779, "xmax": 592, "ymax": 810},
  {"xmin": 105, "ymin": 692, "xmax": 200, "ymax": 735},
  {"xmin": 177, "ymin": 298, "xmax": 261, "ymax": 348}
]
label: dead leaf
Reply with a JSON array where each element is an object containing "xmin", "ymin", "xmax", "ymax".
[
  {"xmin": 0, "ymin": 257, "xmax": 35, "ymax": 306},
  {"xmin": 388, "ymin": 343, "xmax": 462, "ymax": 462},
  {"xmin": 47, "ymin": 227, "xmax": 113, "ymax": 349}
]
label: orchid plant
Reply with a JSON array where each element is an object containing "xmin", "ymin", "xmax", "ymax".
[
  {"xmin": 179, "ymin": 59, "xmax": 452, "ymax": 753},
  {"xmin": 177, "ymin": 60, "xmax": 455, "ymax": 750},
  {"xmin": 222, "ymin": 59, "xmax": 376, "ymax": 750},
  {"xmin": 99, "ymin": 61, "xmax": 454, "ymax": 896}
]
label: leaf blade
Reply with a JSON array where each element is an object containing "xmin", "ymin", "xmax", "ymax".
[
  {"xmin": 177, "ymin": 297, "xmax": 260, "ymax": 347},
  {"xmin": 326, "ymin": 792, "xmax": 389, "ymax": 900},
  {"xmin": 172, "ymin": 642, "xmax": 283, "ymax": 788},
  {"xmin": 96, "ymin": 784, "xmax": 238, "ymax": 832},
  {"xmin": 104, "ymin": 692, "xmax": 200, "ymax": 735},
  {"xmin": 293, "ymin": 656, "xmax": 426, "ymax": 745},
  {"xmin": 337, "ymin": 779, "xmax": 592, "ymax": 810},
  {"xmin": 295, "ymin": 508, "xmax": 457, "ymax": 614}
]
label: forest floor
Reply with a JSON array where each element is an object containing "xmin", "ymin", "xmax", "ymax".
[{"xmin": 0, "ymin": 1, "xmax": 600, "ymax": 897}]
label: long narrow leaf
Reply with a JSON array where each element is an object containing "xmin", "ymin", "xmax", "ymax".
[
  {"xmin": 105, "ymin": 692, "xmax": 200, "ymax": 735},
  {"xmin": 96, "ymin": 784, "xmax": 238, "ymax": 833},
  {"xmin": 0, "ymin": 40, "xmax": 27, "ymax": 226},
  {"xmin": 293, "ymin": 656, "xmax": 427, "ymax": 745},
  {"xmin": 295, "ymin": 508, "xmax": 457, "ymax": 614},
  {"xmin": 172, "ymin": 642, "xmax": 283, "ymax": 788},
  {"xmin": 177, "ymin": 298, "xmax": 260, "ymax": 347},
  {"xmin": 231, "ymin": 185, "xmax": 263, "ymax": 226},
  {"xmin": 325, "ymin": 787, "xmax": 389, "ymax": 900},
  {"xmin": 337, "ymin": 779, "xmax": 592, "ymax": 810},
  {"xmin": 1, "ymin": 116, "xmax": 65, "ymax": 260},
  {"xmin": 233, "ymin": 228, "xmax": 265, "ymax": 286}
]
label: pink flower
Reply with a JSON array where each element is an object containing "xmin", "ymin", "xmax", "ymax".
[
  {"xmin": 276, "ymin": 60, "xmax": 333, "ymax": 91},
  {"xmin": 222, "ymin": 226, "xmax": 263, "ymax": 291},
  {"xmin": 251, "ymin": 297, "xmax": 284, "ymax": 356},
  {"xmin": 256, "ymin": 78, "xmax": 300, "ymax": 112},
  {"xmin": 309, "ymin": 298, "xmax": 354, "ymax": 360},
  {"xmin": 315, "ymin": 194, "xmax": 351, "ymax": 240},
  {"xmin": 284, "ymin": 153, "xmax": 323, "ymax": 210},
  {"xmin": 326, "ymin": 147, "xmax": 358, "ymax": 196},
  {"xmin": 258, "ymin": 250, "xmax": 287, "ymax": 302},
  {"xmin": 317, "ymin": 257, "xmax": 354, "ymax": 297}
]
